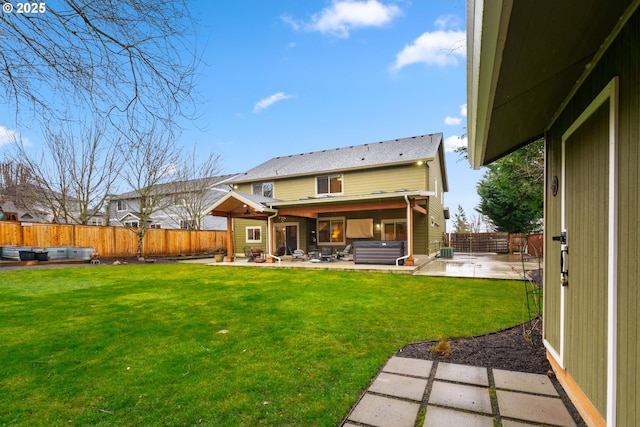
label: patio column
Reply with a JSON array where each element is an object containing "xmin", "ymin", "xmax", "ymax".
[
  {"xmin": 225, "ymin": 214, "xmax": 234, "ymax": 262},
  {"xmin": 405, "ymin": 197, "xmax": 415, "ymax": 266}
]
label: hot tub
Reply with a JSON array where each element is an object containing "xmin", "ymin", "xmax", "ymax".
[{"xmin": 352, "ymin": 240, "xmax": 406, "ymax": 265}]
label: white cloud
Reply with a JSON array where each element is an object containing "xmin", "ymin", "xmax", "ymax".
[
  {"xmin": 444, "ymin": 134, "xmax": 467, "ymax": 153},
  {"xmin": 390, "ymin": 29, "xmax": 465, "ymax": 71},
  {"xmin": 0, "ymin": 126, "xmax": 24, "ymax": 146},
  {"xmin": 282, "ymin": 0, "xmax": 402, "ymax": 38},
  {"xmin": 435, "ymin": 14, "xmax": 462, "ymax": 31},
  {"xmin": 253, "ymin": 92, "xmax": 293, "ymax": 113},
  {"xmin": 444, "ymin": 116, "xmax": 462, "ymax": 126},
  {"xmin": 460, "ymin": 103, "xmax": 467, "ymax": 117}
]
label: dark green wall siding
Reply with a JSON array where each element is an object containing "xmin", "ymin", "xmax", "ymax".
[{"xmin": 545, "ymin": 8, "xmax": 640, "ymax": 423}]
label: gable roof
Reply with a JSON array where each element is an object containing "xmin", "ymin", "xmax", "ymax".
[
  {"xmin": 230, "ymin": 133, "xmax": 445, "ymax": 184},
  {"xmin": 112, "ymin": 174, "xmax": 239, "ymax": 200}
]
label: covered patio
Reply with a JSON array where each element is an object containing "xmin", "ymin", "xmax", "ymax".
[{"xmin": 204, "ymin": 190, "xmax": 435, "ymax": 266}]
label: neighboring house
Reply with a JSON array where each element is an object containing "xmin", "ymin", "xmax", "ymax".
[
  {"xmin": 467, "ymin": 1, "xmax": 639, "ymax": 426},
  {"xmin": 204, "ymin": 134, "xmax": 449, "ymax": 265},
  {"xmin": 0, "ymin": 198, "xmax": 51, "ymax": 223},
  {"xmin": 109, "ymin": 175, "xmax": 237, "ymax": 230}
]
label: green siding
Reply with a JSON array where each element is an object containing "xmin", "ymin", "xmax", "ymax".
[
  {"xmin": 544, "ymin": 8, "xmax": 640, "ymax": 424},
  {"xmin": 564, "ymin": 102, "xmax": 609, "ymax": 417},
  {"xmin": 233, "ymin": 219, "xmax": 266, "ymax": 256}
]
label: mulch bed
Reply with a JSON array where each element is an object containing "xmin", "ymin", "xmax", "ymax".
[
  {"xmin": 396, "ymin": 320, "xmax": 587, "ymax": 426},
  {"xmin": 397, "ymin": 320, "xmax": 549, "ymax": 373}
]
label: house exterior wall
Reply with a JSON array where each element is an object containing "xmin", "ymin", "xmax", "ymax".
[
  {"xmin": 109, "ymin": 189, "xmax": 228, "ymax": 230},
  {"xmin": 427, "ymin": 151, "xmax": 447, "ymax": 254},
  {"xmin": 232, "ymin": 161, "xmax": 444, "ymax": 257},
  {"xmin": 236, "ymin": 163, "xmax": 429, "ymax": 200},
  {"xmin": 544, "ymin": 8, "xmax": 640, "ymax": 425}
]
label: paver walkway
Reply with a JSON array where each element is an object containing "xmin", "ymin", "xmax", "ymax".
[{"xmin": 342, "ymin": 357, "xmax": 578, "ymax": 427}]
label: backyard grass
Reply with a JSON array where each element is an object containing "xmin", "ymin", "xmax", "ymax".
[{"xmin": 0, "ymin": 264, "xmax": 531, "ymax": 426}]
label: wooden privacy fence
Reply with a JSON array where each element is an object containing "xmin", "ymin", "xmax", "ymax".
[
  {"xmin": 0, "ymin": 221, "xmax": 226, "ymax": 258},
  {"xmin": 448, "ymin": 232, "xmax": 544, "ymax": 256}
]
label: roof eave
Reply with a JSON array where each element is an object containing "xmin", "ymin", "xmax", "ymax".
[
  {"xmin": 467, "ymin": 0, "xmax": 512, "ymax": 170},
  {"xmin": 267, "ymin": 190, "xmax": 434, "ymax": 208}
]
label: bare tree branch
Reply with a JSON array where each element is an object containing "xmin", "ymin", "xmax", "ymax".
[{"xmin": 0, "ymin": 0, "xmax": 202, "ymax": 131}]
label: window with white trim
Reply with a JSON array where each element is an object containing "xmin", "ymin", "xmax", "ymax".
[
  {"xmin": 317, "ymin": 217, "xmax": 345, "ymax": 244},
  {"xmin": 316, "ymin": 174, "xmax": 342, "ymax": 195},
  {"xmin": 246, "ymin": 226, "xmax": 262, "ymax": 243},
  {"xmin": 116, "ymin": 200, "xmax": 128, "ymax": 211},
  {"xmin": 252, "ymin": 182, "xmax": 273, "ymax": 198}
]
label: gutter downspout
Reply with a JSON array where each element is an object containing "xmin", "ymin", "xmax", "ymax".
[
  {"xmin": 267, "ymin": 210, "xmax": 281, "ymax": 263},
  {"xmin": 396, "ymin": 195, "xmax": 412, "ymax": 266}
]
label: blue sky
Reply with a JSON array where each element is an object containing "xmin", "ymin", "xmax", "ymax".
[{"xmin": 0, "ymin": 0, "xmax": 484, "ymax": 220}]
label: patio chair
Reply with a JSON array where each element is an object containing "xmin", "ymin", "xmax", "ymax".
[
  {"xmin": 291, "ymin": 249, "xmax": 305, "ymax": 261},
  {"xmin": 320, "ymin": 247, "xmax": 335, "ymax": 262},
  {"xmin": 336, "ymin": 244, "xmax": 352, "ymax": 260},
  {"xmin": 243, "ymin": 246, "xmax": 256, "ymax": 262}
]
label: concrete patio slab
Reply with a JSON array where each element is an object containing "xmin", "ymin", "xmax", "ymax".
[
  {"xmin": 435, "ymin": 362, "xmax": 489, "ymax": 386},
  {"xmin": 369, "ymin": 372, "xmax": 428, "ymax": 401},
  {"xmin": 382, "ymin": 356, "xmax": 433, "ymax": 378},
  {"xmin": 497, "ymin": 390, "xmax": 577, "ymax": 427},
  {"xmin": 347, "ymin": 393, "xmax": 421, "ymax": 427},
  {"xmin": 428, "ymin": 381, "xmax": 492, "ymax": 414},
  {"xmin": 494, "ymin": 369, "xmax": 558, "ymax": 396},
  {"xmin": 423, "ymin": 406, "xmax": 494, "ymax": 427}
]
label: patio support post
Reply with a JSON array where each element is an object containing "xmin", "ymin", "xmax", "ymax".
[
  {"xmin": 405, "ymin": 196, "xmax": 415, "ymax": 266},
  {"xmin": 225, "ymin": 214, "xmax": 234, "ymax": 262}
]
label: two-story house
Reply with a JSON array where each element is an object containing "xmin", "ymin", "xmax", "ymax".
[
  {"xmin": 204, "ymin": 134, "xmax": 449, "ymax": 265},
  {"xmin": 109, "ymin": 175, "xmax": 237, "ymax": 230}
]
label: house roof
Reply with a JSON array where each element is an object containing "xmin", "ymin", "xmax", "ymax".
[
  {"xmin": 229, "ymin": 134, "xmax": 446, "ymax": 186},
  {"xmin": 466, "ymin": 0, "xmax": 636, "ymax": 169},
  {"xmin": 111, "ymin": 174, "xmax": 239, "ymax": 200}
]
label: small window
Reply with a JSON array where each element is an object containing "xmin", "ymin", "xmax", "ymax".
[
  {"xmin": 317, "ymin": 174, "xmax": 342, "ymax": 195},
  {"xmin": 246, "ymin": 226, "xmax": 262, "ymax": 243},
  {"xmin": 89, "ymin": 218, "xmax": 104, "ymax": 226},
  {"xmin": 181, "ymin": 220, "xmax": 196, "ymax": 230},
  {"xmin": 124, "ymin": 221, "xmax": 139, "ymax": 228},
  {"xmin": 252, "ymin": 182, "xmax": 273, "ymax": 198},
  {"xmin": 117, "ymin": 200, "xmax": 127, "ymax": 211},
  {"xmin": 149, "ymin": 224, "xmax": 161, "ymax": 229}
]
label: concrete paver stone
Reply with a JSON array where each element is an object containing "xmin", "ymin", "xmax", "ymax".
[
  {"xmin": 382, "ymin": 356, "xmax": 433, "ymax": 378},
  {"xmin": 368, "ymin": 372, "xmax": 428, "ymax": 401},
  {"xmin": 493, "ymin": 369, "xmax": 558, "ymax": 396},
  {"xmin": 423, "ymin": 406, "xmax": 494, "ymax": 427},
  {"xmin": 347, "ymin": 393, "xmax": 421, "ymax": 427},
  {"xmin": 497, "ymin": 390, "xmax": 577, "ymax": 427},
  {"xmin": 428, "ymin": 380, "xmax": 492, "ymax": 414},
  {"xmin": 435, "ymin": 362, "xmax": 489, "ymax": 386}
]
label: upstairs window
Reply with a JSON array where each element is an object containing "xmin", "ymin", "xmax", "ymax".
[
  {"xmin": 317, "ymin": 174, "xmax": 342, "ymax": 195},
  {"xmin": 252, "ymin": 182, "xmax": 273, "ymax": 198},
  {"xmin": 116, "ymin": 200, "xmax": 128, "ymax": 211}
]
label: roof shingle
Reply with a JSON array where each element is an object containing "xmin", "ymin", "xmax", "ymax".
[{"xmin": 231, "ymin": 133, "xmax": 443, "ymax": 183}]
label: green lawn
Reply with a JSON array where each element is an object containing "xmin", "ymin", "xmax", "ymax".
[{"xmin": 1, "ymin": 265, "xmax": 530, "ymax": 426}]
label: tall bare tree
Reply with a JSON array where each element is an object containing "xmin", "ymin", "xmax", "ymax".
[
  {"xmin": 164, "ymin": 148, "xmax": 224, "ymax": 230},
  {"xmin": 0, "ymin": 0, "xmax": 201, "ymax": 131},
  {"xmin": 9, "ymin": 121, "xmax": 121, "ymax": 224},
  {"xmin": 120, "ymin": 123, "xmax": 180, "ymax": 257}
]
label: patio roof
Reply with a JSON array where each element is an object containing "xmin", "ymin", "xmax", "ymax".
[
  {"xmin": 203, "ymin": 189, "xmax": 434, "ymax": 220},
  {"xmin": 203, "ymin": 191, "xmax": 278, "ymax": 219}
]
